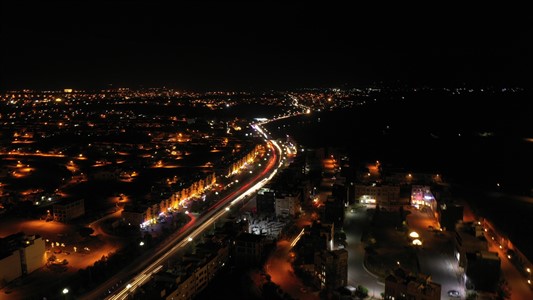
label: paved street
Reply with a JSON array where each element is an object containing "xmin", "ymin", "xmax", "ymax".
[
  {"xmin": 406, "ymin": 207, "xmax": 465, "ymax": 299},
  {"xmin": 343, "ymin": 204, "xmax": 385, "ymax": 298},
  {"xmin": 486, "ymin": 232, "xmax": 533, "ymax": 300}
]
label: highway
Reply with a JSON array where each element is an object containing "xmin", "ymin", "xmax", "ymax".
[{"xmin": 80, "ymin": 125, "xmax": 284, "ymax": 300}]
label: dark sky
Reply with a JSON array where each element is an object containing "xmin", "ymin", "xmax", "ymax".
[{"xmin": 1, "ymin": 2, "xmax": 531, "ymax": 91}]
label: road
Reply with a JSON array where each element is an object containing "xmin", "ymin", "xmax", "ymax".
[
  {"xmin": 84, "ymin": 136, "xmax": 283, "ymax": 300},
  {"xmin": 317, "ymin": 156, "xmax": 385, "ymax": 298},
  {"xmin": 406, "ymin": 207, "xmax": 465, "ymax": 299},
  {"xmin": 486, "ymin": 231, "xmax": 533, "ymax": 300},
  {"xmin": 343, "ymin": 204, "xmax": 385, "ymax": 298},
  {"xmin": 343, "ymin": 204, "xmax": 466, "ymax": 299}
]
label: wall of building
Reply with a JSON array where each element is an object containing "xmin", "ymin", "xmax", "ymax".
[
  {"xmin": 275, "ymin": 192, "xmax": 301, "ymax": 217},
  {"xmin": 22, "ymin": 237, "xmax": 46, "ymax": 274},
  {"xmin": 0, "ymin": 252, "xmax": 22, "ymax": 285},
  {"xmin": 165, "ymin": 246, "xmax": 228, "ymax": 300},
  {"xmin": 354, "ymin": 184, "xmax": 401, "ymax": 206},
  {"xmin": 53, "ymin": 199, "xmax": 85, "ymax": 222},
  {"xmin": 313, "ymin": 249, "xmax": 348, "ymax": 290}
]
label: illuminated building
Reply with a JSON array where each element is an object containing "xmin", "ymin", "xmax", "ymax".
[
  {"xmin": 410, "ymin": 185, "xmax": 436, "ymax": 211},
  {"xmin": 224, "ymin": 145, "xmax": 261, "ymax": 177},
  {"xmin": 354, "ymin": 183, "xmax": 401, "ymax": 205},
  {"xmin": 53, "ymin": 198, "xmax": 85, "ymax": 222},
  {"xmin": 0, "ymin": 233, "xmax": 46, "ymax": 285}
]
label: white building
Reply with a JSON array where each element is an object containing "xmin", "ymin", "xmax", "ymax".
[
  {"xmin": 0, "ymin": 233, "xmax": 46, "ymax": 286},
  {"xmin": 275, "ymin": 191, "xmax": 301, "ymax": 217}
]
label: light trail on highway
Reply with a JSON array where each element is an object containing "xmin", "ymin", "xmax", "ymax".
[{"xmin": 104, "ymin": 125, "xmax": 283, "ymax": 300}]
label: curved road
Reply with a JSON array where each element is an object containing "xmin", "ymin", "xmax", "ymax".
[{"xmin": 79, "ymin": 134, "xmax": 283, "ymax": 300}]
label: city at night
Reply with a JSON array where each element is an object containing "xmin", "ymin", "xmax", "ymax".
[{"xmin": 1, "ymin": 3, "xmax": 531, "ymax": 300}]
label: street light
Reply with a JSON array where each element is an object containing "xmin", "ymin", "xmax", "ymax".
[{"xmin": 62, "ymin": 288, "xmax": 69, "ymax": 294}]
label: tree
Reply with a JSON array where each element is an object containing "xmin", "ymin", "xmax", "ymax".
[{"xmin": 356, "ymin": 285, "xmax": 368, "ymax": 299}]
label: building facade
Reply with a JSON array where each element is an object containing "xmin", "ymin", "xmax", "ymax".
[
  {"xmin": 233, "ymin": 232, "xmax": 268, "ymax": 267},
  {"xmin": 164, "ymin": 242, "xmax": 229, "ymax": 300},
  {"xmin": 0, "ymin": 251, "xmax": 22, "ymax": 285},
  {"xmin": 454, "ymin": 221, "xmax": 488, "ymax": 269},
  {"xmin": 256, "ymin": 188, "xmax": 276, "ymax": 215},
  {"xmin": 324, "ymin": 196, "xmax": 345, "ymax": 226},
  {"xmin": 411, "ymin": 185, "xmax": 437, "ymax": 212},
  {"xmin": 0, "ymin": 233, "xmax": 46, "ymax": 286},
  {"xmin": 275, "ymin": 191, "xmax": 301, "ymax": 217},
  {"xmin": 465, "ymin": 251, "xmax": 500, "ymax": 291},
  {"xmin": 354, "ymin": 184, "xmax": 401, "ymax": 206},
  {"xmin": 385, "ymin": 267, "xmax": 441, "ymax": 300},
  {"xmin": 314, "ymin": 249, "xmax": 348, "ymax": 291},
  {"xmin": 53, "ymin": 198, "xmax": 85, "ymax": 222}
]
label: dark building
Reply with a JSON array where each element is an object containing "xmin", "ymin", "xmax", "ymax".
[
  {"xmin": 324, "ymin": 196, "xmax": 345, "ymax": 226},
  {"xmin": 294, "ymin": 220, "xmax": 335, "ymax": 270},
  {"xmin": 233, "ymin": 232, "xmax": 268, "ymax": 267},
  {"xmin": 454, "ymin": 221, "xmax": 488, "ymax": 272},
  {"xmin": 331, "ymin": 183, "xmax": 348, "ymax": 204},
  {"xmin": 297, "ymin": 232, "xmax": 328, "ymax": 265},
  {"xmin": 256, "ymin": 188, "xmax": 276, "ymax": 215},
  {"xmin": 438, "ymin": 203, "xmax": 463, "ymax": 231},
  {"xmin": 384, "ymin": 267, "xmax": 441, "ymax": 300},
  {"xmin": 465, "ymin": 251, "xmax": 501, "ymax": 292},
  {"xmin": 314, "ymin": 249, "xmax": 348, "ymax": 291},
  {"xmin": 271, "ymin": 163, "xmax": 303, "ymax": 191}
]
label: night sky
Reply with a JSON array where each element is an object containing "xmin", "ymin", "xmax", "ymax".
[{"xmin": 1, "ymin": 2, "xmax": 531, "ymax": 91}]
